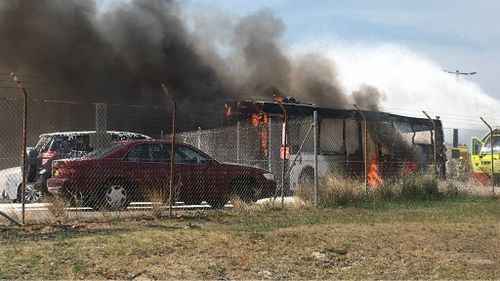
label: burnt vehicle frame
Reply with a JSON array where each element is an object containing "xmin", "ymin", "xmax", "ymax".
[{"xmin": 222, "ymin": 99, "xmax": 446, "ymax": 191}]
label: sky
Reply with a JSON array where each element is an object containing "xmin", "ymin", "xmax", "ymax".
[
  {"xmin": 186, "ymin": 0, "xmax": 498, "ymax": 96},
  {"xmin": 97, "ymin": 0, "xmax": 500, "ymax": 129},
  {"xmin": 183, "ymin": 0, "xmax": 500, "ymax": 129}
]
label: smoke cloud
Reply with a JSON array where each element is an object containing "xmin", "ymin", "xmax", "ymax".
[
  {"xmin": 353, "ymin": 84, "xmax": 386, "ymax": 111},
  {"xmin": 0, "ymin": 0, "xmax": 380, "ymax": 128}
]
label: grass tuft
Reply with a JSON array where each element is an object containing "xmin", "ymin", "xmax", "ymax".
[
  {"xmin": 147, "ymin": 192, "xmax": 167, "ymax": 219},
  {"xmin": 399, "ymin": 173, "xmax": 440, "ymax": 200},
  {"xmin": 46, "ymin": 195, "xmax": 69, "ymax": 223},
  {"xmin": 318, "ymin": 176, "xmax": 365, "ymax": 208}
]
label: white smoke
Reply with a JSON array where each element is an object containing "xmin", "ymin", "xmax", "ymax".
[{"xmin": 292, "ymin": 38, "xmax": 500, "ymax": 129}]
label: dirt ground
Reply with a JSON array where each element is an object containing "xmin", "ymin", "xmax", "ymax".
[{"xmin": 0, "ymin": 199, "xmax": 499, "ymax": 279}]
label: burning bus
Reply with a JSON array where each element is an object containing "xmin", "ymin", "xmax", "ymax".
[{"xmin": 178, "ymin": 98, "xmax": 446, "ymax": 192}]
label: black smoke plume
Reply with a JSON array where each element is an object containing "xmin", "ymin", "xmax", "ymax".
[
  {"xmin": 0, "ymin": 0, "xmax": 381, "ymax": 129},
  {"xmin": 353, "ymin": 84, "xmax": 385, "ymax": 111}
]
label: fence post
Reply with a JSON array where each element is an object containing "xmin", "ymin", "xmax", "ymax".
[
  {"xmin": 276, "ymin": 100, "xmax": 288, "ymax": 209},
  {"xmin": 236, "ymin": 121, "xmax": 241, "ymax": 163},
  {"xmin": 161, "ymin": 84, "xmax": 176, "ymax": 218},
  {"xmin": 313, "ymin": 111, "xmax": 319, "ymax": 207},
  {"xmin": 11, "ymin": 73, "xmax": 27, "ymax": 225},
  {"xmin": 453, "ymin": 129, "xmax": 459, "ymax": 148},
  {"xmin": 95, "ymin": 103, "xmax": 107, "ymax": 134},
  {"xmin": 353, "ymin": 105, "xmax": 368, "ymax": 192},
  {"xmin": 422, "ymin": 111, "xmax": 438, "ymax": 176},
  {"xmin": 480, "ymin": 117, "xmax": 495, "ymax": 197},
  {"xmin": 268, "ymin": 117, "xmax": 272, "ymax": 172},
  {"xmin": 93, "ymin": 103, "xmax": 109, "ymax": 150},
  {"xmin": 197, "ymin": 126, "xmax": 202, "ymax": 149}
]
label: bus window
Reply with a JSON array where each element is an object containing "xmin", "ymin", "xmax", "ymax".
[
  {"xmin": 345, "ymin": 120, "xmax": 360, "ymax": 154},
  {"xmin": 320, "ymin": 119, "xmax": 344, "ymax": 154}
]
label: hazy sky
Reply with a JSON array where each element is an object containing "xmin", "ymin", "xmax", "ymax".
[
  {"xmin": 183, "ymin": 0, "xmax": 500, "ymax": 130},
  {"xmin": 186, "ymin": 0, "xmax": 498, "ymax": 98}
]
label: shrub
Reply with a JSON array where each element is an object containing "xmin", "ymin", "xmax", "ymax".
[
  {"xmin": 399, "ymin": 174, "xmax": 440, "ymax": 200},
  {"xmin": 317, "ymin": 176, "xmax": 365, "ymax": 208},
  {"xmin": 377, "ymin": 181, "xmax": 400, "ymax": 201},
  {"xmin": 442, "ymin": 181, "xmax": 468, "ymax": 199}
]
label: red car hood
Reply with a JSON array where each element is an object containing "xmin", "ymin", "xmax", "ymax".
[{"xmin": 221, "ymin": 162, "xmax": 268, "ymax": 173}]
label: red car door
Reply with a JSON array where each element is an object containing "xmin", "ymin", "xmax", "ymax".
[
  {"xmin": 121, "ymin": 143, "xmax": 169, "ymax": 201},
  {"xmin": 174, "ymin": 145, "xmax": 231, "ymax": 203},
  {"xmin": 203, "ymin": 161, "xmax": 232, "ymax": 201},
  {"xmin": 173, "ymin": 145, "xmax": 206, "ymax": 204}
]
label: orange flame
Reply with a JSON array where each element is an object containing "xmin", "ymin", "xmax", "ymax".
[
  {"xmin": 251, "ymin": 112, "xmax": 269, "ymax": 127},
  {"xmin": 274, "ymin": 95, "xmax": 285, "ymax": 103},
  {"xmin": 224, "ymin": 103, "xmax": 233, "ymax": 118},
  {"xmin": 251, "ymin": 113, "xmax": 260, "ymax": 127},
  {"xmin": 251, "ymin": 112, "xmax": 270, "ymax": 157},
  {"xmin": 368, "ymin": 154, "xmax": 384, "ymax": 187}
]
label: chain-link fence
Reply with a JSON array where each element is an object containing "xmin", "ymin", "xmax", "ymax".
[
  {"xmin": 0, "ymin": 97, "xmax": 173, "ymax": 223},
  {"xmin": 1, "ymin": 92, "xmax": 499, "ymax": 225}
]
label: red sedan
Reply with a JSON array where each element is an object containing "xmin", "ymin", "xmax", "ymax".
[{"xmin": 47, "ymin": 140, "xmax": 276, "ymax": 210}]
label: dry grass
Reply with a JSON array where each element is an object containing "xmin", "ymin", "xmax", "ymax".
[
  {"xmin": 1, "ymin": 174, "xmax": 499, "ymax": 279},
  {"xmin": 146, "ymin": 192, "xmax": 167, "ymax": 219},
  {"xmin": 150, "ymin": 202, "xmax": 166, "ymax": 218},
  {"xmin": 229, "ymin": 195, "xmax": 251, "ymax": 211},
  {"xmin": 318, "ymin": 176, "xmax": 366, "ymax": 207},
  {"xmin": 45, "ymin": 195, "xmax": 69, "ymax": 223},
  {"xmin": 295, "ymin": 175, "xmax": 368, "ymax": 207},
  {"xmin": 295, "ymin": 173, "xmax": 492, "ymax": 208},
  {"xmin": 0, "ymin": 199, "xmax": 499, "ymax": 279},
  {"xmin": 442, "ymin": 179, "xmax": 494, "ymax": 197},
  {"xmin": 1, "ymin": 205, "xmax": 21, "ymax": 226}
]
